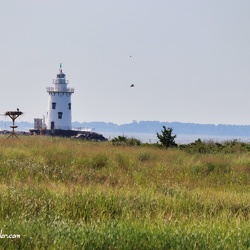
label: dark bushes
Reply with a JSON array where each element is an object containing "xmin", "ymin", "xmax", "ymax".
[
  {"xmin": 111, "ymin": 136, "xmax": 141, "ymax": 146},
  {"xmin": 180, "ymin": 138, "xmax": 250, "ymax": 154}
]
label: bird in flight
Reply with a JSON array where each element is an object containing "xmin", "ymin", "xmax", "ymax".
[{"xmin": 130, "ymin": 84, "xmax": 135, "ymax": 88}]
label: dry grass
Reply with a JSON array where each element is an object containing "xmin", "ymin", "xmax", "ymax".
[{"xmin": 0, "ymin": 136, "xmax": 249, "ymax": 249}]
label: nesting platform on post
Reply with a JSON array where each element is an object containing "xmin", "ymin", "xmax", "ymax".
[{"xmin": 5, "ymin": 111, "xmax": 23, "ymax": 139}]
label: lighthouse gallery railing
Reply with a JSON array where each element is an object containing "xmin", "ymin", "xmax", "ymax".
[{"xmin": 46, "ymin": 87, "xmax": 74, "ymax": 93}]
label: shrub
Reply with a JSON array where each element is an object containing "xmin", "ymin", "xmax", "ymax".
[
  {"xmin": 181, "ymin": 138, "xmax": 250, "ymax": 154},
  {"xmin": 111, "ymin": 136, "xmax": 141, "ymax": 146}
]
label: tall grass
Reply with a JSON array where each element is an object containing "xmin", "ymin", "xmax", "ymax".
[{"xmin": 0, "ymin": 136, "xmax": 249, "ymax": 249}]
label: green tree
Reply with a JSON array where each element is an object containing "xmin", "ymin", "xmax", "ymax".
[{"xmin": 156, "ymin": 126, "xmax": 177, "ymax": 148}]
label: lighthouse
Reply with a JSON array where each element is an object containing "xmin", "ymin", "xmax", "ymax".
[{"xmin": 45, "ymin": 64, "xmax": 74, "ymax": 130}]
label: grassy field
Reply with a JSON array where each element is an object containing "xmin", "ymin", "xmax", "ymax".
[{"xmin": 0, "ymin": 136, "xmax": 249, "ymax": 249}]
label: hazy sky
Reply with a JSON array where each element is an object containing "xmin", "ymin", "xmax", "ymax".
[{"xmin": 1, "ymin": 1, "xmax": 250, "ymax": 125}]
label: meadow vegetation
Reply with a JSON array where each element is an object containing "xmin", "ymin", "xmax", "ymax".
[{"xmin": 0, "ymin": 136, "xmax": 249, "ymax": 249}]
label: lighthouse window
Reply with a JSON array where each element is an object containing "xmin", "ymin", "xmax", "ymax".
[
  {"xmin": 68, "ymin": 103, "xmax": 71, "ymax": 110},
  {"xmin": 58, "ymin": 112, "xmax": 63, "ymax": 119},
  {"xmin": 52, "ymin": 102, "xmax": 56, "ymax": 109}
]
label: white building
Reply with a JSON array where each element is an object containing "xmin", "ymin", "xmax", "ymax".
[{"xmin": 45, "ymin": 65, "xmax": 74, "ymax": 130}]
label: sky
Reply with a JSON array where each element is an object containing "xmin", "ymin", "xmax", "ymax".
[{"xmin": 1, "ymin": 0, "xmax": 250, "ymax": 125}]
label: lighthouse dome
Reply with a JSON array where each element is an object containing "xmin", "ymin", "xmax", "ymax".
[{"xmin": 57, "ymin": 72, "xmax": 65, "ymax": 78}]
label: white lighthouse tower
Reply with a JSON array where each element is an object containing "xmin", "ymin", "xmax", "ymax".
[{"xmin": 46, "ymin": 64, "xmax": 74, "ymax": 130}]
